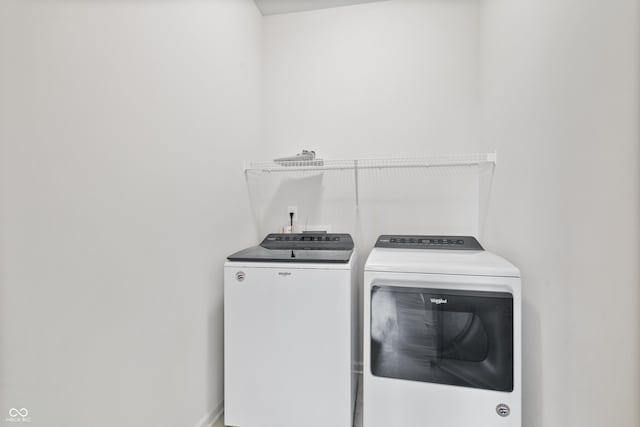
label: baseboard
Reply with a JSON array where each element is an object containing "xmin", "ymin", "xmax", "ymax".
[{"xmin": 193, "ymin": 401, "xmax": 224, "ymax": 427}]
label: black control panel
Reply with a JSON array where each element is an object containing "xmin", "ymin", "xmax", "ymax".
[
  {"xmin": 260, "ymin": 233, "xmax": 354, "ymax": 251},
  {"xmin": 375, "ymin": 235, "xmax": 483, "ymax": 251}
]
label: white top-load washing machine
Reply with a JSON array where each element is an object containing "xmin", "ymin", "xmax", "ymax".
[
  {"xmin": 224, "ymin": 233, "xmax": 357, "ymax": 427},
  {"xmin": 364, "ymin": 235, "xmax": 521, "ymax": 427}
]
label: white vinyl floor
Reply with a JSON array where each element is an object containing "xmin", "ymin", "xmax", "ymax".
[{"xmin": 216, "ymin": 375, "xmax": 363, "ymax": 427}]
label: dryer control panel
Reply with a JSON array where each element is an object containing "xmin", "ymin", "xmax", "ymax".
[{"xmin": 375, "ymin": 235, "xmax": 483, "ymax": 251}]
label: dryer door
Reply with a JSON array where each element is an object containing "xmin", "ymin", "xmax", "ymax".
[{"xmin": 370, "ymin": 285, "xmax": 513, "ymax": 392}]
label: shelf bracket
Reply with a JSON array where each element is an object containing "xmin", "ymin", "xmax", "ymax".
[{"xmin": 354, "ymin": 160, "xmax": 359, "ymax": 208}]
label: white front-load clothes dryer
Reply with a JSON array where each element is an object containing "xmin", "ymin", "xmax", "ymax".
[
  {"xmin": 224, "ymin": 233, "xmax": 357, "ymax": 427},
  {"xmin": 363, "ymin": 235, "xmax": 521, "ymax": 427}
]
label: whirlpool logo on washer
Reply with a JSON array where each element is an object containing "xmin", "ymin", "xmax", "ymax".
[
  {"xmin": 430, "ymin": 298, "xmax": 448, "ymax": 305},
  {"xmin": 235, "ymin": 271, "xmax": 245, "ymax": 282},
  {"xmin": 278, "ymin": 272, "xmax": 292, "ymax": 277}
]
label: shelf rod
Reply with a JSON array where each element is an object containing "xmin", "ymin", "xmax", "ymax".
[{"xmin": 246, "ymin": 161, "xmax": 492, "ymax": 174}]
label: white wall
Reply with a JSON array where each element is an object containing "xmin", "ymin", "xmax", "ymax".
[
  {"xmin": 0, "ymin": 1, "xmax": 262, "ymax": 426},
  {"xmin": 263, "ymin": 0, "xmax": 482, "ymax": 157},
  {"xmin": 262, "ymin": 1, "xmax": 640, "ymax": 427},
  {"xmin": 481, "ymin": 1, "xmax": 640, "ymax": 426}
]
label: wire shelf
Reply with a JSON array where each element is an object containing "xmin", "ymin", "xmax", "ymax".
[
  {"xmin": 244, "ymin": 152, "xmax": 497, "ymax": 210},
  {"xmin": 244, "ymin": 152, "xmax": 497, "ymax": 174}
]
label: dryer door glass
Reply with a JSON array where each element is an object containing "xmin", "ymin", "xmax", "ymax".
[{"xmin": 370, "ymin": 285, "xmax": 513, "ymax": 392}]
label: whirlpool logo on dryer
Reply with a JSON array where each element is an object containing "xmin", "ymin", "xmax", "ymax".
[{"xmin": 430, "ymin": 298, "xmax": 448, "ymax": 305}]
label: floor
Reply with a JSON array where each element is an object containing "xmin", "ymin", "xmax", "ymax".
[{"xmin": 215, "ymin": 375, "xmax": 363, "ymax": 427}]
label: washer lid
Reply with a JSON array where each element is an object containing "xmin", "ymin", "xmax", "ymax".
[
  {"xmin": 227, "ymin": 233, "xmax": 354, "ymax": 263},
  {"xmin": 365, "ymin": 247, "xmax": 520, "ymax": 277}
]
